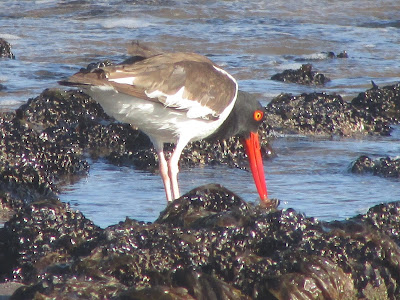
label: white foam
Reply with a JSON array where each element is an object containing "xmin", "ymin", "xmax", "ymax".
[
  {"xmin": 99, "ymin": 18, "xmax": 154, "ymax": 29},
  {"xmin": 0, "ymin": 98, "xmax": 24, "ymax": 109},
  {"xmin": 276, "ymin": 63, "xmax": 303, "ymax": 71},
  {"xmin": 0, "ymin": 33, "xmax": 21, "ymax": 40}
]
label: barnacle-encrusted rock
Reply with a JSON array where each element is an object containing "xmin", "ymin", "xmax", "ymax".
[
  {"xmin": 0, "ymin": 109, "xmax": 87, "ymax": 211},
  {"xmin": 271, "ymin": 64, "xmax": 330, "ymax": 85},
  {"xmin": 353, "ymin": 201, "xmax": 400, "ymax": 245},
  {"xmin": 15, "ymin": 88, "xmax": 272, "ymax": 172},
  {"xmin": 1, "ymin": 73, "xmax": 400, "ymax": 298},
  {"xmin": 352, "ymin": 82, "xmax": 400, "ymax": 124},
  {"xmin": 0, "ymin": 38, "xmax": 14, "ymax": 59},
  {"xmin": 1, "ymin": 200, "xmax": 102, "ymax": 282},
  {"xmin": 266, "ymin": 82, "xmax": 400, "ymax": 137},
  {"xmin": 266, "ymin": 92, "xmax": 391, "ymax": 136},
  {"xmin": 4, "ymin": 184, "xmax": 400, "ymax": 299},
  {"xmin": 156, "ymin": 184, "xmax": 253, "ymax": 228},
  {"xmin": 351, "ymin": 155, "xmax": 400, "ymax": 178}
]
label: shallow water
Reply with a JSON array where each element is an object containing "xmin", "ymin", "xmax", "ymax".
[{"xmin": 1, "ymin": 0, "xmax": 399, "ymax": 228}]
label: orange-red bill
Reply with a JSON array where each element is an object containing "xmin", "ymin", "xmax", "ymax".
[{"xmin": 242, "ymin": 132, "xmax": 269, "ymax": 203}]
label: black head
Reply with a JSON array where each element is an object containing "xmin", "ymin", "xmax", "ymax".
[{"xmin": 207, "ymin": 90, "xmax": 265, "ymax": 141}]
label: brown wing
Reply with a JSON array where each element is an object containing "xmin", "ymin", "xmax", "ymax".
[{"xmin": 60, "ymin": 52, "xmax": 238, "ymax": 117}]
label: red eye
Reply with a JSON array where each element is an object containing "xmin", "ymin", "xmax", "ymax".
[{"xmin": 253, "ymin": 110, "xmax": 264, "ymax": 121}]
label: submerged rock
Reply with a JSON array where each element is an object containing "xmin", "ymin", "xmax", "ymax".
[
  {"xmin": 0, "ymin": 38, "xmax": 15, "ymax": 59},
  {"xmin": 294, "ymin": 51, "xmax": 348, "ymax": 61},
  {"xmin": 271, "ymin": 64, "xmax": 330, "ymax": 85},
  {"xmin": 351, "ymin": 155, "xmax": 400, "ymax": 178}
]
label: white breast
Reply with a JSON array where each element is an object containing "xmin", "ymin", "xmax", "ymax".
[{"xmin": 85, "ymin": 85, "xmax": 236, "ymax": 146}]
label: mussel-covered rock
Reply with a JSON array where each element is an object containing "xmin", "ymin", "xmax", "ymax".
[
  {"xmin": 156, "ymin": 184, "xmax": 253, "ymax": 228},
  {"xmin": 265, "ymin": 82, "xmax": 400, "ymax": 136},
  {"xmin": 5, "ymin": 184, "xmax": 400, "ymax": 299},
  {"xmin": 0, "ymin": 38, "xmax": 15, "ymax": 59},
  {"xmin": 266, "ymin": 92, "xmax": 392, "ymax": 136},
  {"xmin": 1, "ymin": 199, "xmax": 102, "ymax": 282},
  {"xmin": 0, "ymin": 110, "xmax": 87, "ymax": 211},
  {"xmin": 271, "ymin": 64, "xmax": 330, "ymax": 85},
  {"xmin": 352, "ymin": 82, "xmax": 400, "ymax": 124},
  {"xmin": 16, "ymin": 88, "xmax": 273, "ymax": 173},
  {"xmin": 351, "ymin": 155, "xmax": 400, "ymax": 178},
  {"xmin": 352, "ymin": 201, "xmax": 400, "ymax": 245}
]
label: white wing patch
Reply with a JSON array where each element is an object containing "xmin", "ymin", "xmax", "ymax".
[
  {"xmin": 145, "ymin": 87, "xmax": 217, "ymax": 119},
  {"xmin": 108, "ymin": 76, "xmax": 136, "ymax": 84}
]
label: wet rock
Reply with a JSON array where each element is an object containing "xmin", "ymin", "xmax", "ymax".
[
  {"xmin": 0, "ymin": 38, "xmax": 15, "ymax": 59},
  {"xmin": 19, "ymin": 88, "xmax": 272, "ymax": 171},
  {"xmin": 352, "ymin": 82, "xmax": 400, "ymax": 124},
  {"xmin": 351, "ymin": 155, "xmax": 400, "ymax": 178},
  {"xmin": 352, "ymin": 201, "xmax": 400, "ymax": 246},
  {"xmin": 0, "ymin": 86, "xmax": 272, "ymax": 222},
  {"xmin": 271, "ymin": 64, "xmax": 330, "ymax": 85},
  {"xmin": 16, "ymin": 88, "xmax": 155, "ymax": 169},
  {"xmin": 10, "ymin": 273, "xmax": 126, "ymax": 300},
  {"xmin": 1, "ymin": 199, "xmax": 102, "ymax": 282},
  {"xmin": 265, "ymin": 82, "xmax": 400, "ymax": 136},
  {"xmin": 6, "ymin": 186, "xmax": 400, "ymax": 299},
  {"xmin": 325, "ymin": 51, "xmax": 348, "ymax": 59},
  {"xmin": 117, "ymin": 269, "xmax": 250, "ymax": 300},
  {"xmin": 0, "ymin": 110, "xmax": 87, "ymax": 211},
  {"xmin": 265, "ymin": 92, "xmax": 392, "ymax": 136},
  {"xmin": 265, "ymin": 256, "xmax": 356, "ymax": 299},
  {"xmin": 336, "ymin": 50, "xmax": 349, "ymax": 58},
  {"xmin": 156, "ymin": 184, "xmax": 263, "ymax": 229},
  {"xmin": 294, "ymin": 51, "xmax": 348, "ymax": 61}
]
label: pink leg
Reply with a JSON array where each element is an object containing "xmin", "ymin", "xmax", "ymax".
[
  {"xmin": 168, "ymin": 137, "xmax": 190, "ymax": 200},
  {"xmin": 157, "ymin": 150, "xmax": 173, "ymax": 202}
]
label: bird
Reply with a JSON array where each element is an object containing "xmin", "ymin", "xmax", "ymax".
[{"xmin": 60, "ymin": 44, "xmax": 274, "ymax": 207}]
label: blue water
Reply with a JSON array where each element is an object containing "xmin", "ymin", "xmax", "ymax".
[{"xmin": 1, "ymin": 0, "xmax": 399, "ymax": 228}]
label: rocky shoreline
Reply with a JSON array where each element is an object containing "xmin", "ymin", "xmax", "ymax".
[
  {"xmin": 1, "ymin": 40, "xmax": 400, "ymax": 298},
  {"xmin": 0, "ymin": 81, "xmax": 398, "ymax": 298}
]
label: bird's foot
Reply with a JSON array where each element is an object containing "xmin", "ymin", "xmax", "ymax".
[{"xmin": 259, "ymin": 198, "xmax": 280, "ymax": 209}]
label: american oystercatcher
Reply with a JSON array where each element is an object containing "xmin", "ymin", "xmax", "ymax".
[{"xmin": 60, "ymin": 45, "xmax": 273, "ymax": 206}]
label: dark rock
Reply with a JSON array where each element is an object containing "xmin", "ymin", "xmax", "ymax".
[
  {"xmin": 156, "ymin": 184, "xmax": 254, "ymax": 228},
  {"xmin": 80, "ymin": 60, "xmax": 114, "ymax": 73},
  {"xmin": 0, "ymin": 86, "xmax": 272, "ymax": 222},
  {"xmin": 351, "ymin": 155, "xmax": 400, "ymax": 178},
  {"xmin": 265, "ymin": 82, "xmax": 400, "ymax": 136},
  {"xmin": 118, "ymin": 269, "xmax": 250, "ymax": 300},
  {"xmin": 0, "ymin": 38, "xmax": 15, "ymax": 59},
  {"xmin": 271, "ymin": 64, "xmax": 330, "ymax": 85},
  {"xmin": 294, "ymin": 51, "xmax": 348, "ymax": 61},
  {"xmin": 337, "ymin": 50, "xmax": 349, "ymax": 58},
  {"xmin": 352, "ymin": 82, "xmax": 400, "ymax": 124},
  {"xmin": 6, "ymin": 185, "xmax": 400, "ymax": 299},
  {"xmin": 17, "ymin": 88, "xmax": 272, "ymax": 172},
  {"xmin": 0, "ymin": 110, "xmax": 87, "ymax": 211},
  {"xmin": 265, "ymin": 90, "xmax": 394, "ymax": 136},
  {"xmin": 1, "ymin": 199, "xmax": 102, "ymax": 282},
  {"xmin": 265, "ymin": 92, "xmax": 389, "ymax": 136},
  {"xmin": 352, "ymin": 201, "xmax": 400, "ymax": 245}
]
